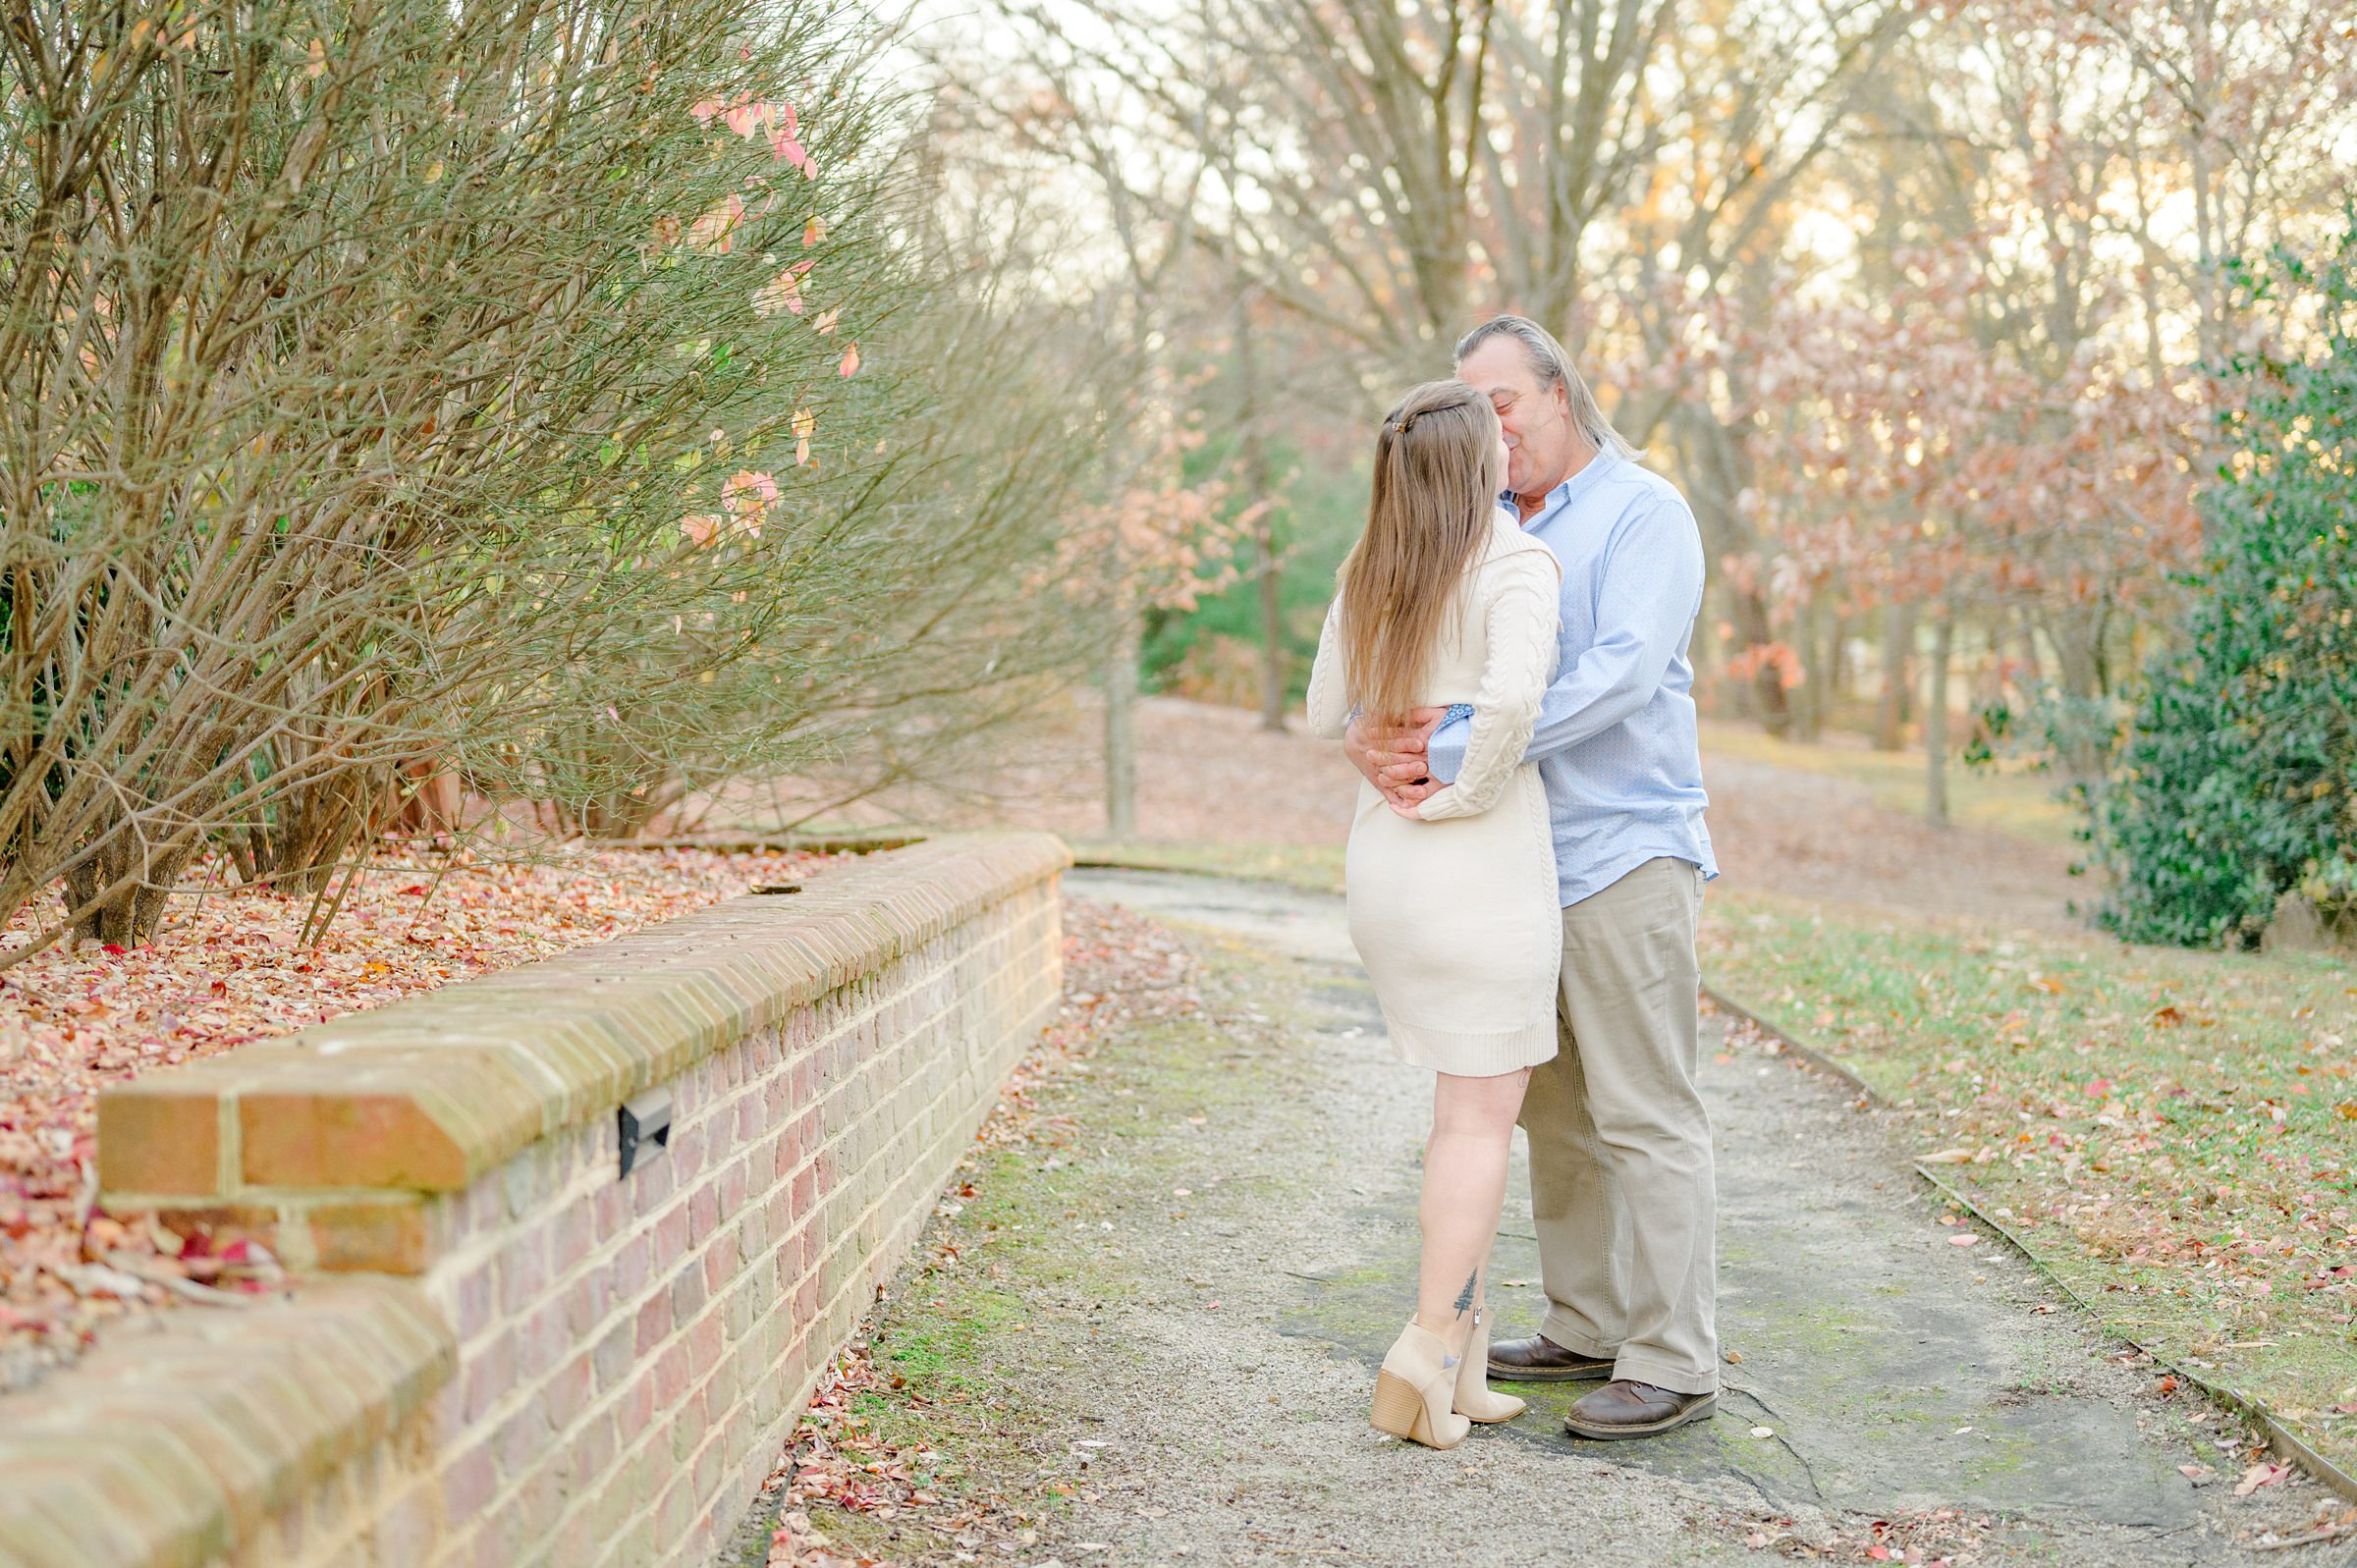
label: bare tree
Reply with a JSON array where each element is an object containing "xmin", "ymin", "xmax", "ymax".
[{"xmin": 928, "ymin": 21, "xmax": 1236, "ymax": 838}]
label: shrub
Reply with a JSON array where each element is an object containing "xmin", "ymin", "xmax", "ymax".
[
  {"xmin": 0, "ymin": 0, "xmax": 1099, "ymax": 951},
  {"xmin": 2093, "ymin": 225, "xmax": 2357, "ymax": 946}
]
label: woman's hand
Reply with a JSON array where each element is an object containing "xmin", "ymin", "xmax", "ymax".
[{"xmin": 1344, "ymin": 707, "xmax": 1447, "ymax": 813}]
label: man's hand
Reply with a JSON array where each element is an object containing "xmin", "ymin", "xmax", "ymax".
[{"xmin": 1344, "ymin": 707, "xmax": 1448, "ymax": 816}]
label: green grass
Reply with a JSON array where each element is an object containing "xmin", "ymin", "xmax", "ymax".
[
  {"xmin": 1066, "ymin": 838, "xmax": 1346, "ymax": 896},
  {"xmin": 1699, "ymin": 720, "xmax": 2081, "ymax": 850},
  {"xmin": 1701, "ymin": 889, "xmax": 2357, "ymax": 1474}
]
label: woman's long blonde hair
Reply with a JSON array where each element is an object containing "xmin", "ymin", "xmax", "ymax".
[{"xmin": 1337, "ymin": 380, "xmax": 1506, "ymax": 724}]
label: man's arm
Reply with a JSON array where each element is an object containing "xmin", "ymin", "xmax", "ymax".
[{"xmin": 1427, "ymin": 497, "xmax": 1704, "ymax": 782}]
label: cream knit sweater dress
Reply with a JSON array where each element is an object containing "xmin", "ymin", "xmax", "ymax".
[{"xmin": 1307, "ymin": 514, "xmax": 1564, "ymax": 1077}]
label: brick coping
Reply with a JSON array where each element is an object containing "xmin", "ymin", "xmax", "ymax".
[
  {"xmin": 98, "ymin": 833, "xmax": 1070, "ymax": 1207},
  {"xmin": 0, "ymin": 1280, "xmax": 452, "ymax": 1568}
]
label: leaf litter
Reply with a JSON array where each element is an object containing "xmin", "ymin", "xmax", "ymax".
[{"xmin": 0, "ymin": 843, "xmax": 834, "ymax": 1391}]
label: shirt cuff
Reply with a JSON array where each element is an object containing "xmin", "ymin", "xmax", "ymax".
[{"xmin": 1426, "ymin": 705, "xmax": 1474, "ymax": 784}]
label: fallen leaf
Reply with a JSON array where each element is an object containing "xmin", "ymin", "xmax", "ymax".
[{"xmin": 2234, "ymin": 1462, "xmax": 2289, "ymax": 1496}]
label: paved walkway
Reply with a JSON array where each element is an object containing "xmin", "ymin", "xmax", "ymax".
[
  {"xmin": 1064, "ymin": 871, "xmax": 2342, "ymax": 1563},
  {"xmin": 743, "ymin": 871, "xmax": 2338, "ymax": 1566}
]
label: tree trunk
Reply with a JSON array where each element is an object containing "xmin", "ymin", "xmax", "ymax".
[
  {"xmin": 1256, "ymin": 521, "xmax": 1285, "ymax": 730},
  {"xmin": 246, "ymin": 761, "xmax": 395, "ymax": 894},
  {"xmin": 1666, "ymin": 405, "xmax": 1787, "ymax": 732},
  {"xmin": 1825, "ymin": 612, "xmax": 1848, "ymax": 718},
  {"xmin": 1732, "ymin": 586, "xmax": 1791, "ymax": 737},
  {"xmin": 1235, "ymin": 293, "xmax": 1287, "ymax": 731},
  {"xmin": 1104, "ymin": 611, "xmax": 1140, "ymax": 839},
  {"xmin": 1875, "ymin": 601, "xmax": 1911, "ymax": 751},
  {"xmin": 1689, "ymin": 586, "xmax": 1721, "ymax": 712},
  {"xmin": 1790, "ymin": 598, "xmax": 1821, "ymax": 743},
  {"xmin": 62, "ymin": 837, "xmax": 194, "ymax": 946},
  {"xmin": 2048, "ymin": 598, "xmax": 2119, "ymax": 707},
  {"xmin": 1925, "ymin": 613, "xmax": 1953, "ymax": 827}
]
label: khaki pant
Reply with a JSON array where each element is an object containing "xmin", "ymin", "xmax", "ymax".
[{"xmin": 1519, "ymin": 856, "xmax": 1717, "ymax": 1395}]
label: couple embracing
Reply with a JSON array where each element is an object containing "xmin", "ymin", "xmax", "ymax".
[{"xmin": 1306, "ymin": 315, "xmax": 1720, "ymax": 1449}]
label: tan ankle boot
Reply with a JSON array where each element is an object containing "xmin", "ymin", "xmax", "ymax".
[
  {"xmin": 1370, "ymin": 1322, "xmax": 1472, "ymax": 1450},
  {"xmin": 1453, "ymin": 1307, "xmax": 1525, "ymax": 1424}
]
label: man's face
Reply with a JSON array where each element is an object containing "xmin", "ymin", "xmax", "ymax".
[{"xmin": 1457, "ymin": 336, "xmax": 1577, "ymax": 500}]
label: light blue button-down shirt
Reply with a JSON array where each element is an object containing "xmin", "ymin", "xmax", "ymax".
[{"xmin": 1425, "ymin": 453, "xmax": 1718, "ymax": 907}]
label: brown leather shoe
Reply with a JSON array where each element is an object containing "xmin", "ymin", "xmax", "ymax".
[
  {"xmin": 1562, "ymin": 1379, "xmax": 1717, "ymax": 1440},
  {"xmin": 1484, "ymin": 1333, "xmax": 1617, "ymax": 1382}
]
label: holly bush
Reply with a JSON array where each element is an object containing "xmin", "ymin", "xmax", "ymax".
[{"xmin": 2095, "ymin": 223, "xmax": 2357, "ymax": 946}]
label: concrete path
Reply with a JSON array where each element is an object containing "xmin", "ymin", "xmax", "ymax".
[{"xmin": 1021, "ymin": 870, "xmax": 2330, "ymax": 1567}]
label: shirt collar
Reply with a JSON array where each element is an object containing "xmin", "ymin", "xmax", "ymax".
[{"xmin": 1504, "ymin": 451, "xmax": 1620, "ymax": 529}]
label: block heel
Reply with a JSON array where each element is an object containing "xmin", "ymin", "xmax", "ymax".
[
  {"xmin": 1370, "ymin": 1370, "xmax": 1428, "ymax": 1439},
  {"xmin": 1368, "ymin": 1323, "xmax": 1471, "ymax": 1450}
]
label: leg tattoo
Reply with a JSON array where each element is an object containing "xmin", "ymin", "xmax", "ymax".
[{"xmin": 1440, "ymin": 1267, "xmax": 1481, "ymax": 1369}]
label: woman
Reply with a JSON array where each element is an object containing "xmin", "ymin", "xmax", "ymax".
[{"xmin": 1307, "ymin": 379, "xmax": 1562, "ymax": 1451}]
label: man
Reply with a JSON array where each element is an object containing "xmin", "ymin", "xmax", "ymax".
[{"xmin": 1343, "ymin": 315, "xmax": 1720, "ymax": 1440}]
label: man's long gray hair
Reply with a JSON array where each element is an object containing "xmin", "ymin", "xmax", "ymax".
[{"xmin": 1453, "ymin": 314, "xmax": 1638, "ymax": 461}]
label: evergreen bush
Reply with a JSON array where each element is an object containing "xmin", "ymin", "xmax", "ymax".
[{"xmin": 2095, "ymin": 224, "xmax": 2357, "ymax": 946}]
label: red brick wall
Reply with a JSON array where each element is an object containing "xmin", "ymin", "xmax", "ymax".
[
  {"xmin": 0, "ymin": 835, "xmax": 1067, "ymax": 1568},
  {"xmin": 417, "ymin": 877, "xmax": 1061, "ymax": 1568}
]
